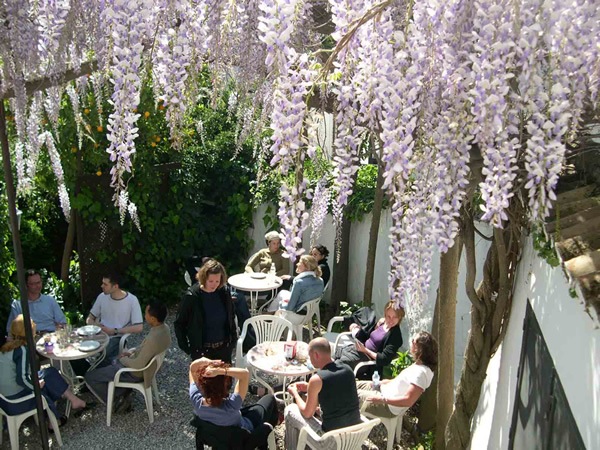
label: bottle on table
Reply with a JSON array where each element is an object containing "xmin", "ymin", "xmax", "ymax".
[
  {"xmin": 269, "ymin": 262, "xmax": 276, "ymax": 279},
  {"xmin": 372, "ymin": 370, "xmax": 380, "ymax": 391}
]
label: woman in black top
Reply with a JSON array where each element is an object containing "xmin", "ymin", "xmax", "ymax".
[
  {"xmin": 174, "ymin": 259, "xmax": 237, "ymax": 363},
  {"xmin": 335, "ymin": 301, "xmax": 404, "ymax": 377},
  {"xmin": 310, "ymin": 244, "xmax": 330, "ymax": 288}
]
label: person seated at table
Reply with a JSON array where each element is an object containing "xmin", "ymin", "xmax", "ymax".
[
  {"xmin": 356, "ymin": 331, "xmax": 437, "ymax": 419},
  {"xmin": 189, "ymin": 357, "xmax": 278, "ymax": 448},
  {"xmin": 0, "ymin": 315, "xmax": 87, "ymax": 429},
  {"xmin": 267, "ymin": 255, "xmax": 324, "ymax": 314},
  {"xmin": 86, "ymin": 271, "xmax": 144, "ymax": 365},
  {"xmin": 175, "ymin": 259, "xmax": 238, "ymax": 363},
  {"xmin": 285, "ymin": 337, "xmax": 361, "ymax": 449},
  {"xmin": 245, "ymin": 231, "xmax": 292, "ymax": 288},
  {"xmin": 334, "ymin": 300, "xmax": 404, "ymax": 377},
  {"xmin": 310, "ymin": 244, "xmax": 331, "ymax": 289},
  {"xmin": 6, "ymin": 269, "xmax": 67, "ymax": 337},
  {"xmin": 85, "ymin": 302, "xmax": 171, "ymax": 413}
]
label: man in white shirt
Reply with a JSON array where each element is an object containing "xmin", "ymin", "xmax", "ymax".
[{"xmin": 86, "ymin": 272, "xmax": 143, "ymax": 365}]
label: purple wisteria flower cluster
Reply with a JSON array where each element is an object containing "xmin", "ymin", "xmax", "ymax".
[{"xmin": 1, "ymin": 0, "xmax": 599, "ymax": 329}]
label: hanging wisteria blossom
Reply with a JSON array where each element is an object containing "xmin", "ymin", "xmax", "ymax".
[{"xmin": 0, "ymin": 0, "xmax": 598, "ymax": 336}]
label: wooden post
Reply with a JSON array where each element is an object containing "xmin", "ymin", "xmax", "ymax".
[{"xmin": 0, "ymin": 101, "xmax": 50, "ymax": 449}]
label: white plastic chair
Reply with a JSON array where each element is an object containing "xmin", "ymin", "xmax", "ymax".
[
  {"xmin": 235, "ymin": 315, "xmax": 293, "ymax": 369},
  {"xmin": 297, "ymin": 416, "xmax": 380, "ymax": 450},
  {"xmin": 279, "ymin": 296, "xmax": 322, "ymax": 341},
  {"xmin": 360, "ymin": 402, "xmax": 405, "ymax": 450},
  {"xmin": 106, "ymin": 350, "xmax": 166, "ymax": 426},
  {"xmin": 0, "ymin": 392, "xmax": 63, "ymax": 449},
  {"xmin": 118, "ymin": 333, "xmax": 131, "ymax": 354},
  {"xmin": 324, "ymin": 316, "xmax": 353, "ymax": 353}
]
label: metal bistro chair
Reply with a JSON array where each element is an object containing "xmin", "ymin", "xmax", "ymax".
[
  {"xmin": 0, "ymin": 393, "xmax": 63, "ymax": 449},
  {"xmin": 105, "ymin": 350, "xmax": 166, "ymax": 426},
  {"xmin": 297, "ymin": 416, "xmax": 380, "ymax": 450}
]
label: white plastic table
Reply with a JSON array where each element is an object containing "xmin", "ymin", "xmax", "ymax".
[
  {"xmin": 228, "ymin": 273, "xmax": 283, "ymax": 315},
  {"xmin": 246, "ymin": 341, "xmax": 315, "ymax": 404}
]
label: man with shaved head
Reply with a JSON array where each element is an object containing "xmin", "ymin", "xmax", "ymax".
[{"xmin": 284, "ymin": 337, "xmax": 361, "ymax": 448}]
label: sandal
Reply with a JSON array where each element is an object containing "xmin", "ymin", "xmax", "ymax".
[{"xmin": 72, "ymin": 401, "xmax": 97, "ymax": 417}]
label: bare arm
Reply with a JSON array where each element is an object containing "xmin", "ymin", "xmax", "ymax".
[
  {"xmin": 98, "ymin": 322, "xmax": 143, "ymax": 336},
  {"xmin": 366, "ymin": 383, "xmax": 424, "ymax": 408},
  {"xmin": 288, "ymin": 376, "xmax": 322, "ymax": 419}
]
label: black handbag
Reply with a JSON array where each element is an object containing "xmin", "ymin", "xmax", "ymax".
[{"xmin": 343, "ymin": 306, "xmax": 377, "ymax": 335}]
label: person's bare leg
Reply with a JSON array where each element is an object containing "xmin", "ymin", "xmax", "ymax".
[{"xmin": 63, "ymin": 388, "xmax": 86, "ymax": 409}]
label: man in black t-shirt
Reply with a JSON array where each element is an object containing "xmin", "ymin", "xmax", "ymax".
[{"xmin": 284, "ymin": 337, "xmax": 361, "ymax": 448}]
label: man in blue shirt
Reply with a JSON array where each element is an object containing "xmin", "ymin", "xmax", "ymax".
[{"xmin": 6, "ymin": 269, "xmax": 67, "ymax": 335}]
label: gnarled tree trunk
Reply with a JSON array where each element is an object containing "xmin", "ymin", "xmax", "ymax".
[
  {"xmin": 445, "ymin": 200, "xmax": 525, "ymax": 449},
  {"xmin": 435, "ymin": 238, "xmax": 462, "ymax": 450}
]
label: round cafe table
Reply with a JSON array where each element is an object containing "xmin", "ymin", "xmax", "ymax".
[
  {"xmin": 246, "ymin": 341, "xmax": 315, "ymax": 404},
  {"xmin": 228, "ymin": 273, "xmax": 283, "ymax": 315},
  {"xmin": 36, "ymin": 328, "xmax": 109, "ymax": 388}
]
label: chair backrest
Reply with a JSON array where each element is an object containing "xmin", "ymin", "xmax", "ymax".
[
  {"xmin": 192, "ymin": 416, "xmax": 247, "ymax": 449},
  {"xmin": 191, "ymin": 416, "xmax": 261, "ymax": 450},
  {"xmin": 0, "ymin": 392, "xmax": 37, "ymax": 416},
  {"xmin": 296, "ymin": 297, "xmax": 321, "ymax": 317},
  {"xmin": 240, "ymin": 315, "xmax": 293, "ymax": 346},
  {"xmin": 322, "ymin": 417, "xmax": 381, "ymax": 450},
  {"xmin": 141, "ymin": 351, "xmax": 166, "ymax": 389}
]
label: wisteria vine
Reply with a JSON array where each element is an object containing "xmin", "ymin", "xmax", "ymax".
[{"xmin": 0, "ymin": 0, "xmax": 598, "ymax": 333}]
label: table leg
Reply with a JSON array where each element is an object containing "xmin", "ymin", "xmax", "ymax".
[
  {"xmin": 250, "ymin": 291, "xmax": 258, "ymax": 315},
  {"xmin": 88, "ymin": 348, "xmax": 107, "ymax": 371},
  {"xmin": 274, "ymin": 375, "xmax": 293, "ymax": 405},
  {"xmin": 250, "ymin": 366, "xmax": 274, "ymax": 395}
]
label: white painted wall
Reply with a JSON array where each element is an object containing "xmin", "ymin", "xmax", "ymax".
[
  {"xmin": 469, "ymin": 237, "xmax": 600, "ymax": 450},
  {"xmin": 248, "ymin": 206, "xmax": 494, "ymax": 383},
  {"xmin": 249, "ymin": 204, "xmax": 598, "ymax": 447}
]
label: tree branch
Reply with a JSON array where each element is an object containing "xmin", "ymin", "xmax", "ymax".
[
  {"xmin": 1, "ymin": 60, "xmax": 98, "ymax": 100},
  {"xmin": 462, "ymin": 212, "xmax": 485, "ymax": 314}
]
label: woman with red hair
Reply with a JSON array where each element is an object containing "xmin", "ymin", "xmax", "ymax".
[{"xmin": 189, "ymin": 358, "xmax": 278, "ymax": 448}]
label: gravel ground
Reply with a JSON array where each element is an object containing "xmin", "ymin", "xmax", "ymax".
[{"xmin": 2, "ymin": 309, "xmax": 406, "ymax": 449}]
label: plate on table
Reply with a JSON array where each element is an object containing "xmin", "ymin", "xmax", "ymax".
[
  {"xmin": 78, "ymin": 340, "xmax": 100, "ymax": 352},
  {"xmin": 250, "ymin": 273, "xmax": 267, "ymax": 279},
  {"xmin": 76, "ymin": 325, "xmax": 101, "ymax": 336}
]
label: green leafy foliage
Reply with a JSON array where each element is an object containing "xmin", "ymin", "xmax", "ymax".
[
  {"xmin": 346, "ymin": 164, "xmax": 385, "ymax": 222},
  {"xmin": 410, "ymin": 430, "xmax": 435, "ymax": 450},
  {"xmin": 41, "ymin": 257, "xmax": 84, "ymax": 325},
  {"xmin": 3, "ymin": 73, "xmax": 257, "ymax": 309},
  {"xmin": 532, "ymin": 226, "xmax": 560, "ymax": 267},
  {"xmin": 390, "ymin": 349, "xmax": 414, "ymax": 377}
]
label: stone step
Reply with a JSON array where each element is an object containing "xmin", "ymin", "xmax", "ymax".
[
  {"xmin": 552, "ymin": 196, "xmax": 600, "ymax": 219},
  {"xmin": 555, "ymin": 184, "xmax": 596, "ymax": 204},
  {"xmin": 546, "ymin": 205, "xmax": 600, "ymax": 234},
  {"xmin": 556, "ymin": 215, "xmax": 600, "ymax": 241}
]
